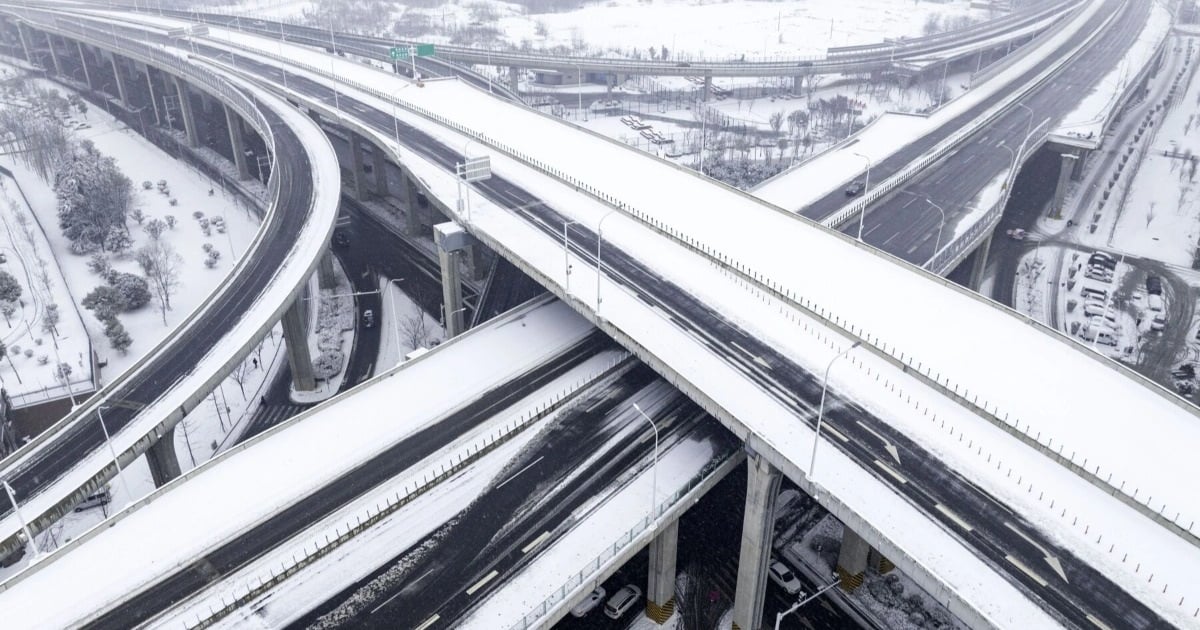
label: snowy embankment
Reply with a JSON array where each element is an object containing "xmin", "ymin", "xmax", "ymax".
[
  {"xmin": 0, "ymin": 299, "xmax": 609, "ymax": 629},
  {"xmin": 110, "ymin": 13, "xmax": 1200, "ymax": 625},
  {"xmin": 0, "ymin": 62, "xmax": 339, "ymax": 568},
  {"xmin": 1050, "ymin": 1, "xmax": 1172, "ymax": 144}
]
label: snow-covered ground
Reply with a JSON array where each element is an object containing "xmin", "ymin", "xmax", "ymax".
[
  {"xmin": 221, "ymin": 0, "xmax": 987, "ymax": 61},
  {"xmin": 378, "ymin": 277, "xmax": 444, "ymax": 370},
  {"xmin": 0, "ymin": 298, "xmax": 610, "ymax": 629}
]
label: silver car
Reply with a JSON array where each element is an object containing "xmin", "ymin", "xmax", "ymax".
[{"xmin": 570, "ymin": 586, "xmax": 606, "ymax": 617}]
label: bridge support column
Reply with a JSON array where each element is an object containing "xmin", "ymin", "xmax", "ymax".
[
  {"xmin": 469, "ymin": 242, "xmax": 488, "ymax": 282},
  {"xmin": 172, "ymin": 76, "xmax": 200, "ymax": 148},
  {"xmin": 318, "ymin": 251, "xmax": 337, "ymax": 289},
  {"xmin": 45, "ymin": 34, "xmax": 63, "ymax": 76},
  {"xmin": 792, "ymin": 75, "xmax": 803, "ymax": 95},
  {"xmin": 508, "ymin": 66, "xmax": 520, "ymax": 94},
  {"xmin": 435, "ymin": 222, "xmax": 469, "ymax": 338},
  {"xmin": 703, "ymin": 73, "xmax": 712, "ymax": 102},
  {"xmin": 144, "ymin": 67, "xmax": 162, "ymax": 126},
  {"xmin": 16, "ymin": 22, "xmax": 33, "ymax": 66},
  {"xmin": 76, "ymin": 41, "xmax": 95, "ymax": 90},
  {"xmin": 145, "ymin": 425, "xmax": 182, "ymax": 487},
  {"xmin": 224, "ymin": 104, "xmax": 251, "ymax": 180},
  {"xmin": 281, "ymin": 296, "xmax": 317, "ymax": 392},
  {"xmin": 646, "ymin": 519, "xmax": 680, "ymax": 623},
  {"xmin": 731, "ymin": 452, "xmax": 781, "ymax": 630},
  {"xmin": 373, "ymin": 144, "xmax": 389, "ymax": 198},
  {"xmin": 969, "ymin": 230, "xmax": 993, "ymax": 291},
  {"xmin": 1051, "ymin": 152, "xmax": 1078, "ymax": 219},
  {"xmin": 349, "ymin": 133, "xmax": 369, "ymax": 201},
  {"xmin": 405, "ymin": 177, "xmax": 425, "ymax": 236},
  {"xmin": 109, "ymin": 54, "xmax": 129, "ymax": 106},
  {"xmin": 836, "ymin": 527, "xmax": 871, "ymax": 592}
]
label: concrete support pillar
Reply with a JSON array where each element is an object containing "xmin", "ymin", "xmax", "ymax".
[
  {"xmin": 16, "ymin": 23, "xmax": 33, "ymax": 65},
  {"xmin": 1051, "ymin": 152, "xmax": 1078, "ymax": 219},
  {"xmin": 868, "ymin": 547, "xmax": 895, "ymax": 575},
  {"xmin": 76, "ymin": 41, "xmax": 94, "ymax": 90},
  {"xmin": 969, "ymin": 230, "xmax": 993, "ymax": 291},
  {"xmin": 109, "ymin": 54, "xmax": 129, "ymax": 105},
  {"xmin": 836, "ymin": 527, "xmax": 871, "ymax": 591},
  {"xmin": 373, "ymin": 144, "xmax": 390, "ymax": 197},
  {"xmin": 145, "ymin": 425, "xmax": 182, "ymax": 487},
  {"xmin": 646, "ymin": 519, "xmax": 680, "ymax": 624},
  {"xmin": 606, "ymin": 72, "xmax": 615, "ymax": 96},
  {"xmin": 508, "ymin": 66, "xmax": 520, "ymax": 94},
  {"xmin": 281, "ymin": 297, "xmax": 316, "ymax": 391},
  {"xmin": 349, "ymin": 133, "xmax": 368, "ymax": 201},
  {"xmin": 792, "ymin": 75, "xmax": 803, "ymax": 95},
  {"xmin": 144, "ymin": 68, "xmax": 161, "ymax": 126},
  {"xmin": 435, "ymin": 222, "xmax": 468, "ymax": 338},
  {"xmin": 731, "ymin": 453, "xmax": 782, "ymax": 630},
  {"xmin": 470, "ymin": 242, "xmax": 488, "ymax": 282},
  {"xmin": 172, "ymin": 76, "xmax": 200, "ymax": 148},
  {"xmin": 703, "ymin": 73, "xmax": 713, "ymax": 102},
  {"xmin": 45, "ymin": 34, "xmax": 62, "ymax": 76},
  {"xmin": 224, "ymin": 104, "xmax": 251, "ymax": 180},
  {"xmin": 405, "ymin": 177, "xmax": 424, "ymax": 236},
  {"xmin": 318, "ymin": 250, "xmax": 337, "ymax": 289}
]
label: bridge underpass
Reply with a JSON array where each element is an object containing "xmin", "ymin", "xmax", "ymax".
[{"xmin": 75, "ymin": 12, "xmax": 1200, "ymax": 624}]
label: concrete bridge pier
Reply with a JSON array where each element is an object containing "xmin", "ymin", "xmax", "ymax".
[
  {"xmin": 731, "ymin": 451, "xmax": 782, "ymax": 630},
  {"xmin": 435, "ymin": 222, "xmax": 469, "ymax": 338},
  {"xmin": 45, "ymin": 33, "xmax": 63, "ymax": 76},
  {"xmin": 372, "ymin": 143, "xmax": 389, "ymax": 197},
  {"xmin": 969, "ymin": 230, "xmax": 993, "ymax": 291},
  {"xmin": 405, "ymin": 176, "xmax": 427, "ymax": 236},
  {"xmin": 508, "ymin": 66, "xmax": 520, "ymax": 94},
  {"xmin": 171, "ymin": 75, "xmax": 200, "ymax": 148},
  {"xmin": 143, "ymin": 66, "xmax": 163, "ymax": 126},
  {"xmin": 702, "ymin": 73, "xmax": 712, "ymax": 102},
  {"xmin": 224, "ymin": 103, "xmax": 252, "ymax": 180},
  {"xmin": 108, "ymin": 53, "xmax": 129, "ymax": 106},
  {"xmin": 349, "ymin": 133, "xmax": 369, "ymax": 201},
  {"xmin": 15, "ymin": 22, "xmax": 33, "ymax": 66},
  {"xmin": 75, "ymin": 41, "xmax": 95, "ymax": 91},
  {"xmin": 1051, "ymin": 151, "xmax": 1080, "ymax": 219},
  {"xmin": 835, "ymin": 527, "xmax": 871, "ymax": 591},
  {"xmin": 144, "ymin": 424, "xmax": 182, "ymax": 487},
  {"xmin": 646, "ymin": 519, "xmax": 680, "ymax": 623},
  {"xmin": 281, "ymin": 296, "xmax": 317, "ymax": 392}
]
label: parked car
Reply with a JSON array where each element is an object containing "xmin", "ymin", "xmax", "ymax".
[
  {"xmin": 332, "ymin": 230, "xmax": 350, "ymax": 247},
  {"xmin": 570, "ymin": 586, "xmax": 606, "ymax": 617},
  {"xmin": 1006, "ymin": 228, "xmax": 1027, "ymax": 240},
  {"xmin": 74, "ymin": 489, "xmax": 111, "ymax": 513},
  {"xmin": 768, "ymin": 559, "xmax": 804, "ymax": 595},
  {"xmin": 362, "ymin": 309, "xmax": 375, "ymax": 328},
  {"xmin": 844, "ymin": 180, "xmax": 865, "ymax": 196},
  {"xmin": 1146, "ymin": 274, "xmax": 1163, "ymax": 295},
  {"xmin": 604, "ymin": 585, "xmax": 642, "ymax": 619}
]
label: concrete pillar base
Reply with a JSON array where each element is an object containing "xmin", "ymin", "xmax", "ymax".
[
  {"xmin": 281, "ymin": 296, "xmax": 316, "ymax": 391},
  {"xmin": 836, "ymin": 527, "xmax": 871, "ymax": 592},
  {"xmin": 318, "ymin": 250, "xmax": 337, "ymax": 289},
  {"xmin": 435, "ymin": 222, "xmax": 469, "ymax": 338},
  {"xmin": 969, "ymin": 230, "xmax": 993, "ymax": 291},
  {"xmin": 144, "ymin": 67, "xmax": 161, "ymax": 126},
  {"xmin": 225, "ymin": 104, "xmax": 251, "ymax": 180},
  {"xmin": 109, "ymin": 54, "xmax": 129, "ymax": 106},
  {"xmin": 373, "ymin": 144, "xmax": 389, "ymax": 197},
  {"xmin": 1051, "ymin": 152, "xmax": 1078, "ymax": 219},
  {"xmin": 646, "ymin": 519, "xmax": 679, "ymax": 624},
  {"xmin": 145, "ymin": 425, "xmax": 182, "ymax": 487},
  {"xmin": 76, "ymin": 41, "xmax": 94, "ymax": 90},
  {"xmin": 46, "ymin": 34, "xmax": 63, "ymax": 76},
  {"xmin": 508, "ymin": 66, "xmax": 520, "ymax": 94},
  {"xmin": 350, "ymin": 133, "xmax": 368, "ymax": 201},
  {"xmin": 172, "ymin": 76, "xmax": 200, "ymax": 148},
  {"xmin": 703, "ymin": 74, "xmax": 713, "ymax": 102},
  {"xmin": 405, "ymin": 177, "xmax": 425, "ymax": 236},
  {"xmin": 731, "ymin": 452, "xmax": 782, "ymax": 630},
  {"xmin": 16, "ymin": 23, "xmax": 33, "ymax": 65}
]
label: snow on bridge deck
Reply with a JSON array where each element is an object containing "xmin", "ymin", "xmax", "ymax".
[{"xmin": 77, "ymin": 9, "xmax": 1200, "ymax": 625}]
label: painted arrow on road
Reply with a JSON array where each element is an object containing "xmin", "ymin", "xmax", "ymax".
[
  {"xmin": 1005, "ymin": 522, "xmax": 1069, "ymax": 583},
  {"xmin": 855, "ymin": 420, "xmax": 901, "ymax": 465}
]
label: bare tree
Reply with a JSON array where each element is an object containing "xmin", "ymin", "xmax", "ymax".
[
  {"xmin": 399, "ymin": 311, "xmax": 434, "ymax": 350},
  {"xmin": 136, "ymin": 239, "xmax": 182, "ymax": 325},
  {"xmin": 230, "ymin": 359, "xmax": 249, "ymax": 399}
]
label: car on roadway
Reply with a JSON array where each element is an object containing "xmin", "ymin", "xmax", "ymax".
[
  {"xmin": 1146, "ymin": 274, "xmax": 1163, "ymax": 295},
  {"xmin": 604, "ymin": 584, "xmax": 642, "ymax": 619},
  {"xmin": 362, "ymin": 309, "xmax": 375, "ymax": 328},
  {"xmin": 332, "ymin": 230, "xmax": 350, "ymax": 247},
  {"xmin": 768, "ymin": 559, "xmax": 804, "ymax": 595},
  {"xmin": 1006, "ymin": 228, "xmax": 1027, "ymax": 240},
  {"xmin": 844, "ymin": 180, "xmax": 865, "ymax": 196},
  {"xmin": 797, "ymin": 60, "xmax": 814, "ymax": 67},
  {"xmin": 676, "ymin": 62, "xmax": 692, "ymax": 67},
  {"xmin": 570, "ymin": 586, "xmax": 606, "ymax": 617}
]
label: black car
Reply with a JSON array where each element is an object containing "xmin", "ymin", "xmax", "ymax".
[
  {"xmin": 332, "ymin": 230, "xmax": 350, "ymax": 247},
  {"xmin": 1146, "ymin": 274, "xmax": 1163, "ymax": 295},
  {"xmin": 797, "ymin": 60, "xmax": 814, "ymax": 68},
  {"xmin": 844, "ymin": 180, "xmax": 866, "ymax": 196}
]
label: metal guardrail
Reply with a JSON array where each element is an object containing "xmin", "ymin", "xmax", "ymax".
[{"xmin": 196, "ymin": 11, "xmax": 1200, "ymax": 548}]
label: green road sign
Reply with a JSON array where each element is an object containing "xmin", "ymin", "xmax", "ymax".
[
  {"xmin": 415, "ymin": 43, "xmax": 435, "ymax": 56},
  {"xmin": 389, "ymin": 46, "xmax": 406, "ymax": 60},
  {"xmin": 390, "ymin": 44, "xmax": 435, "ymax": 60}
]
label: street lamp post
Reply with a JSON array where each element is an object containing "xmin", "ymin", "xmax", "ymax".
[
  {"xmin": 924, "ymin": 199, "xmax": 946, "ymax": 267},
  {"xmin": 96, "ymin": 406, "xmax": 133, "ymax": 503},
  {"xmin": 775, "ymin": 575, "xmax": 842, "ymax": 630},
  {"xmin": 595, "ymin": 209, "xmax": 619, "ymax": 311},
  {"xmin": 563, "ymin": 219, "xmax": 578, "ymax": 293},
  {"xmin": 2, "ymin": 480, "xmax": 37, "ymax": 558},
  {"xmin": 386, "ymin": 277, "xmax": 406, "ymax": 354},
  {"xmin": 808, "ymin": 341, "xmax": 861, "ymax": 479},
  {"xmin": 632, "ymin": 403, "xmax": 660, "ymax": 529},
  {"xmin": 851, "ymin": 151, "xmax": 871, "ymax": 241}
]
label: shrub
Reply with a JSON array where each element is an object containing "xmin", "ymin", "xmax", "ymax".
[
  {"xmin": 168, "ymin": 198, "xmax": 178, "ymax": 206},
  {"xmin": 192, "ymin": 211, "xmax": 204, "ymax": 220},
  {"xmin": 37, "ymin": 355, "xmax": 48, "ymax": 365},
  {"xmin": 130, "ymin": 207, "xmax": 145, "ymax": 224},
  {"xmin": 142, "ymin": 180, "xmax": 153, "ymax": 190},
  {"xmin": 87, "ymin": 253, "xmax": 110, "ymax": 276},
  {"xmin": 201, "ymin": 243, "xmax": 214, "ymax": 253},
  {"xmin": 165, "ymin": 215, "xmax": 177, "ymax": 229},
  {"xmin": 22, "ymin": 348, "xmax": 32, "ymax": 358}
]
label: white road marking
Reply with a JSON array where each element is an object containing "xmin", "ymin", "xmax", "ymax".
[
  {"xmin": 730, "ymin": 341, "xmax": 770, "ymax": 369},
  {"xmin": 585, "ymin": 396, "xmax": 609, "ymax": 413},
  {"xmin": 873, "ymin": 460, "xmax": 907, "ymax": 484},
  {"xmin": 1005, "ymin": 555, "xmax": 1049, "ymax": 587},
  {"xmin": 496, "ymin": 456, "xmax": 544, "ymax": 489},
  {"xmin": 370, "ymin": 568, "xmax": 434, "ymax": 614},
  {"xmin": 935, "ymin": 504, "xmax": 973, "ymax": 532},
  {"xmin": 522, "ymin": 531, "xmax": 551, "ymax": 554},
  {"xmin": 1004, "ymin": 522, "xmax": 1068, "ymax": 583},
  {"xmin": 414, "ymin": 615, "xmax": 441, "ymax": 630},
  {"xmin": 1086, "ymin": 614, "xmax": 1115, "ymax": 630},
  {"xmin": 466, "ymin": 570, "xmax": 499, "ymax": 595},
  {"xmin": 855, "ymin": 421, "xmax": 901, "ymax": 465},
  {"xmin": 823, "ymin": 425, "xmax": 850, "ymax": 442}
]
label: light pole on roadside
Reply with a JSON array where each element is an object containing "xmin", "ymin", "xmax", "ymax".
[
  {"xmin": 2, "ymin": 480, "xmax": 38, "ymax": 559},
  {"xmin": 563, "ymin": 219, "xmax": 578, "ymax": 293},
  {"xmin": 809, "ymin": 341, "xmax": 861, "ymax": 480},
  {"xmin": 386, "ymin": 277, "xmax": 406, "ymax": 353},
  {"xmin": 851, "ymin": 151, "xmax": 871, "ymax": 241},
  {"xmin": 95, "ymin": 405, "xmax": 133, "ymax": 503},
  {"xmin": 775, "ymin": 574, "xmax": 842, "ymax": 630},
  {"xmin": 924, "ymin": 199, "xmax": 946, "ymax": 268},
  {"xmin": 632, "ymin": 403, "xmax": 661, "ymax": 530},
  {"xmin": 595, "ymin": 209, "xmax": 619, "ymax": 312}
]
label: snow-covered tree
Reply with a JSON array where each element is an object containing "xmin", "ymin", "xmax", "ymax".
[
  {"xmin": 41, "ymin": 303, "xmax": 59, "ymax": 336},
  {"xmin": 107, "ymin": 271, "xmax": 151, "ymax": 311},
  {"xmin": 0, "ymin": 270, "xmax": 21, "ymax": 305},
  {"xmin": 103, "ymin": 316, "xmax": 132, "ymax": 355},
  {"xmin": 143, "ymin": 218, "xmax": 167, "ymax": 241},
  {"xmin": 53, "ymin": 141, "xmax": 134, "ymax": 253},
  {"xmin": 136, "ymin": 240, "xmax": 182, "ymax": 325}
]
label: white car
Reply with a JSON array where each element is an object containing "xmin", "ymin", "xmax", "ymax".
[
  {"xmin": 768, "ymin": 559, "xmax": 804, "ymax": 595},
  {"xmin": 570, "ymin": 586, "xmax": 606, "ymax": 617},
  {"xmin": 604, "ymin": 584, "xmax": 642, "ymax": 619}
]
